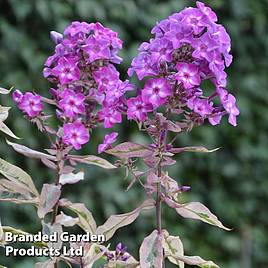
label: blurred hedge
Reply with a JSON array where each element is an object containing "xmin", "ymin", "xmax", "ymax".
[{"xmin": 0, "ymin": 0, "xmax": 267, "ymax": 267}]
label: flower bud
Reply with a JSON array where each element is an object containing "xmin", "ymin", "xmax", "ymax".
[
  {"xmin": 116, "ymin": 242, "xmax": 127, "ymax": 255},
  {"xmin": 50, "ymin": 31, "xmax": 63, "ymax": 44},
  {"xmin": 12, "ymin": 89, "xmax": 23, "ymax": 103},
  {"xmin": 179, "ymin": 185, "xmax": 191, "ymax": 192}
]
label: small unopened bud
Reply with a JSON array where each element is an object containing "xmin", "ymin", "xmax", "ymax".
[
  {"xmin": 50, "ymin": 31, "xmax": 63, "ymax": 44},
  {"xmin": 56, "ymin": 109, "xmax": 64, "ymax": 119},
  {"xmin": 179, "ymin": 185, "xmax": 191, "ymax": 192},
  {"xmin": 116, "ymin": 242, "xmax": 127, "ymax": 255},
  {"xmin": 12, "ymin": 89, "xmax": 23, "ymax": 103},
  {"xmin": 120, "ymin": 253, "xmax": 130, "ymax": 261}
]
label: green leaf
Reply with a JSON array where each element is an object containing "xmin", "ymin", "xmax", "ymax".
[
  {"xmin": 0, "ymin": 122, "xmax": 20, "ymax": 139},
  {"xmin": 0, "ymin": 106, "xmax": 10, "ymax": 122},
  {"xmin": 60, "ymin": 200, "xmax": 97, "ymax": 235},
  {"xmin": 37, "ymin": 184, "xmax": 61, "ymax": 219},
  {"xmin": 83, "ymin": 243, "xmax": 106, "ymax": 268},
  {"xmin": 170, "ymin": 146, "xmax": 220, "ymax": 154},
  {"xmin": 59, "ymin": 171, "xmax": 84, "ymax": 185},
  {"xmin": 106, "ymin": 142, "xmax": 153, "ymax": 158},
  {"xmin": 42, "ymin": 222, "xmax": 62, "ymax": 250},
  {"xmin": 163, "ymin": 230, "xmax": 184, "ymax": 268},
  {"xmin": 0, "ymin": 157, "xmax": 39, "ymax": 204},
  {"xmin": 169, "ymin": 255, "xmax": 220, "ymax": 268},
  {"xmin": 139, "ymin": 230, "xmax": 163, "ymax": 268},
  {"xmin": 0, "ymin": 87, "xmax": 12, "ymax": 94},
  {"xmin": 69, "ymin": 155, "xmax": 117, "ymax": 169},
  {"xmin": 6, "ymin": 140, "xmax": 56, "ymax": 161},
  {"xmin": 96, "ymin": 199, "xmax": 155, "ymax": 241},
  {"xmin": 55, "ymin": 212, "xmax": 79, "ymax": 227},
  {"xmin": 173, "ymin": 202, "xmax": 231, "ymax": 231}
]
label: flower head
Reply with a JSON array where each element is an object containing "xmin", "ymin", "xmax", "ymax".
[
  {"xmin": 175, "ymin": 63, "xmax": 201, "ymax": 89},
  {"xmin": 44, "ymin": 21, "xmax": 132, "ymax": 136},
  {"xmin": 222, "ymin": 94, "xmax": 239, "ymax": 126},
  {"xmin": 58, "ymin": 89, "xmax": 85, "ymax": 118},
  {"xmin": 14, "ymin": 92, "xmax": 43, "ymax": 118},
  {"xmin": 128, "ymin": 1, "xmax": 239, "ymax": 127},
  {"xmin": 98, "ymin": 107, "xmax": 122, "ymax": 128},
  {"xmin": 127, "ymin": 96, "xmax": 153, "ymax": 122},
  {"xmin": 52, "ymin": 57, "xmax": 80, "ymax": 85},
  {"xmin": 62, "ymin": 121, "xmax": 89, "ymax": 150},
  {"xmin": 142, "ymin": 78, "xmax": 171, "ymax": 108},
  {"xmin": 82, "ymin": 36, "xmax": 111, "ymax": 63}
]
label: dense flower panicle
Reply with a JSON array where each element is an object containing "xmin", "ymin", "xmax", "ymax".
[
  {"xmin": 104, "ymin": 243, "xmax": 130, "ymax": 262},
  {"xmin": 62, "ymin": 121, "xmax": 90, "ymax": 150},
  {"xmin": 42, "ymin": 21, "xmax": 132, "ymax": 149},
  {"xmin": 98, "ymin": 132, "xmax": 118, "ymax": 153},
  {"xmin": 13, "ymin": 90, "xmax": 43, "ymax": 118},
  {"xmin": 128, "ymin": 1, "xmax": 239, "ymax": 126}
]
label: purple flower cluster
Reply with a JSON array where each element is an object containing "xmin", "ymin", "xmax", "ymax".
[
  {"xmin": 104, "ymin": 243, "xmax": 130, "ymax": 262},
  {"xmin": 42, "ymin": 22, "xmax": 131, "ymax": 149},
  {"xmin": 13, "ymin": 90, "xmax": 43, "ymax": 118},
  {"xmin": 128, "ymin": 1, "xmax": 239, "ymax": 126}
]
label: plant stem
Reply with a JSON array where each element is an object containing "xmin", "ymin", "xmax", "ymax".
[
  {"xmin": 51, "ymin": 163, "xmax": 60, "ymax": 224},
  {"xmin": 156, "ymin": 156, "xmax": 165, "ymax": 268},
  {"xmin": 51, "ymin": 160, "xmax": 61, "ymax": 268},
  {"xmin": 155, "ymin": 129, "xmax": 167, "ymax": 268},
  {"xmin": 156, "ymin": 164, "xmax": 162, "ymax": 233}
]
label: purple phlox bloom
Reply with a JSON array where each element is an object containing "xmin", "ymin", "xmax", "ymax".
[
  {"xmin": 58, "ymin": 89, "xmax": 85, "ymax": 118},
  {"xmin": 175, "ymin": 63, "xmax": 201, "ymax": 89},
  {"xmin": 98, "ymin": 132, "xmax": 118, "ymax": 153},
  {"xmin": 141, "ymin": 78, "xmax": 171, "ymax": 108},
  {"xmin": 127, "ymin": 1, "xmax": 238, "ymax": 127},
  {"xmin": 62, "ymin": 121, "xmax": 90, "ymax": 150},
  {"xmin": 187, "ymin": 96, "xmax": 213, "ymax": 117},
  {"xmin": 196, "ymin": 1, "xmax": 218, "ymax": 22},
  {"xmin": 92, "ymin": 65, "xmax": 120, "ymax": 92},
  {"xmin": 128, "ymin": 52, "xmax": 158, "ymax": 80},
  {"xmin": 149, "ymin": 37, "xmax": 173, "ymax": 63},
  {"xmin": 192, "ymin": 32, "xmax": 218, "ymax": 61},
  {"xmin": 127, "ymin": 95, "xmax": 153, "ymax": 122},
  {"xmin": 180, "ymin": 7, "xmax": 206, "ymax": 35},
  {"xmin": 64, "ymin": 21, "xmax": 92, "ymax": 37},
  {"xmin": 82, "ymin": 36, "xmax": 111, "ymax": 63},
  {"xmin": 16, "ymin": 92, "xmax": 43, "ymax": 118},
  {"xmin": 208, "ymin": 113, "xmax": 222, "ymax": 126},
  {"xmin": 52, "ymin": 57, "xmax": 80, "ymax": 85},
  {"xmin": 222, "ymin": 93, "xmax": 239, "ymax": 126},
  {"xmin": 98, "ymin": 106, "xmax": 122, "ymax": 128}
]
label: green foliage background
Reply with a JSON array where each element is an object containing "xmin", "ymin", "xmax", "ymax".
[{"xmin": 0, "ymin": 0, "xmax": 267, "ymax": 267}]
